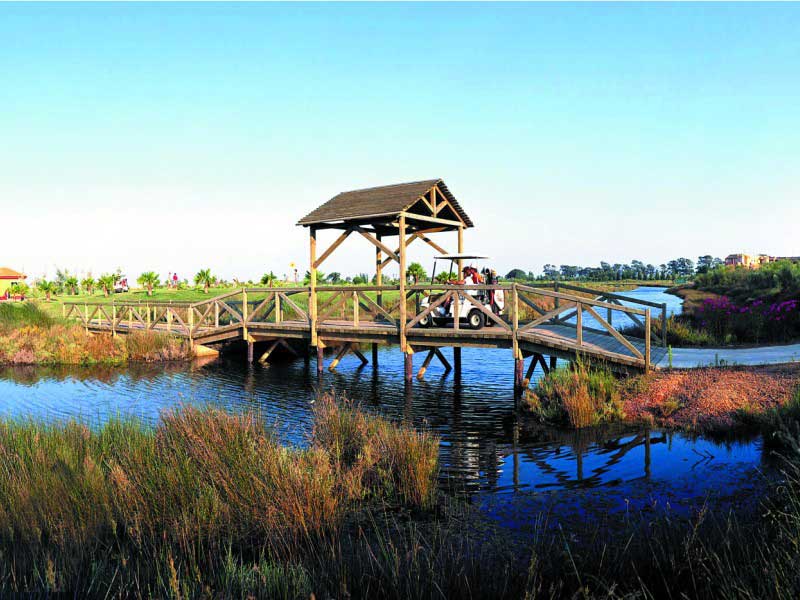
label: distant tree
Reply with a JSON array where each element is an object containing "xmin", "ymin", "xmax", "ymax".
[
  {"xmin": 506, "ymin": 268, "xmax": 527, "ymax": 280},
  {"xmin": 137, "ymin": 271, "xmax": 160, "ymax": 296},
  {"xmin": 352, "ymin": 274, "xmax": 369, "ymax": 285},
  {"xmin": 560, "ymin": 265, "xmax": 579, "ymax": 279},
  {"xmin": 302, "ymin": 270, "xmax": 325, "ymax": 285},
  {"xmin": 194, "ymin": 269, "xmax": 214, "ymax": 293},
  {"xmin": 36, "ymin": 280, "xmax": 55, "ymax": 301},
  {"xmin": 81, "ymin": 276, "xmax": 95, "ymax": 295},
  {"xmin": 407, "ymin": 262, "xmax": 427, "ymax": 284},
  {"xmin": 326, "ymin": 272, "xmax": 342, "ymax": 284},
  {"xmin": 435, "ymin": 271, "xmax": 458, "ymax": 284},
  {"xmin": 542, "ymin": 264, "xmax": 559, "ymax": 280},
  {"xmin": 696, "ymin": 255, "xmax": 723, "ymax": 274},
  {"xmin": 260, "ymin": 271, "xmax": 277, "ymax": 286},
  {"xmin": 10, "ymin": 282, "xmax": 29, "ymax": 297},
  {"xmin": 98, "ymin": 274, "xmax": 116, "ymax": 297},
  {"xmin": 64, "ymin": 275, "xmax": 79, "ymax": 295}
]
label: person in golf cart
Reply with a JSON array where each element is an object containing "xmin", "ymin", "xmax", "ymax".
[{"xmin": 418, "ymin": 255, "xmax": 505, "ymax": 329}]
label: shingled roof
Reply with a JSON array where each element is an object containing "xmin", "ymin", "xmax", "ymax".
[{"xmin": 297, "ymin": 179, "xmax": 473, "ymax": 228}]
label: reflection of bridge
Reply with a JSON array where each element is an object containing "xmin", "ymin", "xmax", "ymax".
[{"xmin": 63, "ymin": 179, "xmax": 668, "ymax": 390}]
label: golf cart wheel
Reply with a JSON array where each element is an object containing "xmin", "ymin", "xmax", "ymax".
[
  {"xmin": 467, "ymin": 309, "xmax": 484, "ymax": 330},
  {"xmin": 418, "ymin": 313, "xmax": 432, "ymax": 328}
]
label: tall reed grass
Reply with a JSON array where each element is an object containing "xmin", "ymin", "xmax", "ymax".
[
  {"xmin": 524, "ymin": 360, "xmax": 624, "ymax": 428},
  {"xmin": 0, "ymin": 302, "xmax": 191, "ymax": 364}
]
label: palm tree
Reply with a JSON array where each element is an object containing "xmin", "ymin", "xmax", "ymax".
[
  {"xmin": 64, "ymin": 275, "xmax": 79, "ymax": 295},
  {"xmin": 81, "ymin": 276, "xmax": 95, "ymax": 296},
  {"xmin": 194, "ymin": 269, "xmax": 214, "ymax": 293},
  {"xmin": 303, "ymin": 270, "xmax": 325, "ymax": 285},
  {"xmin": 260, "ymin": 271, "xmax": 277, "ymax": 287},
  {"xmin": 36, "ymin": 280, "xmax": 55, "ymax": 301},
  {"xmin": 407, "ymin": 262, "xmax": 427, "ymax": 284},
  {"xmin": 137, "ymin": 271, "xmax": 160, "ymax": 296},
  {"xmin": 98, "ymin": 274, "xmax": 116, "ymax": 297}
]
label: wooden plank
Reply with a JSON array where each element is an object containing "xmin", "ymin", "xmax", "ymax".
[{"xmin": 417, "ymin": 348, "xmax": 436, "ymax": 379}]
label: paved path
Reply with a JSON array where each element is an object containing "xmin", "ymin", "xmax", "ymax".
[{"xmin": 658, "ymin": 343, "xmax": 800, "ymax": 368}]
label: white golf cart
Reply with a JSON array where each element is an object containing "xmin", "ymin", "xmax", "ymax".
[{"xmin": 416, "ymin": 254, "xmax": 505, "ymax": 330}]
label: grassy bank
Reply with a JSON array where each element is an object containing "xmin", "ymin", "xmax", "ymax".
[
  {"xmin": 4, "ymin": 397, "xmax": 800, "ymax": 597},
  {"xmin": 0, "ymin": 303, "xmax": 190, "ymax": 365},
  {"xmin": 524, "ymin": 361, "xmax": 800, "ymax": 435}
]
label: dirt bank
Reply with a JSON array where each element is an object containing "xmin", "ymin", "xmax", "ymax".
[{"xmin": 622, "ymin": 364, "xmax": 800, "ymax": 433}]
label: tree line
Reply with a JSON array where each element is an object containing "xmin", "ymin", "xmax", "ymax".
[{"xmin": 506, "ymin": 256, "xmax": 724, "ymax": 282}]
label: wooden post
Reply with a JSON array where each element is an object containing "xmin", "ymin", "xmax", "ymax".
[
  {"xmin": 576, "ymin": 302, "xmax": 582, "ymax": 346},
  {"xmin": 187, "ymin": 307, "xmax": 194, "ymax": 348},
  {"xmin": 352, "ymin": 290, "xmax": 359, "ymax": 326},
  {"xmin": 214, "ymin": 302, "xmax": 220, "ymax": 328},
  {"xmin": 404, "ymin": 351, "xmax": 413, "ymax": 383},
  {"xmin": 514, "ymin": 357, "xmax": 524, "ymax": 394},
  {"xmin": 146, "ymin": 304, "xmax": 150, "ymax": 329},
  {"xmin": 661, "ymin": 303, "xmax": 668, "ymax": 348},
  {"xmin": 375, "ymin": 233, "xmax": 383, "ymax": 308},
  {"xmin": 550, "ymin": 355, "xmax": 557, "ymax": 371},
  {"xmin": 241, "ymin": 288, "xmax": 248, "ymax": 340},
  {"xmin": 276, "ymin": 293, "xmax": 282, "ymax": 324},
  {"xmin": 457, "ymin": 225, "xmax": 464, "ymax": 274},
  {"xmin": 371, "ymin": 342, "xmax": 379, "ymax": 367},
  {"xmin": 310, "ymin": 226, "xmax": 318, "ymax": 346},
  {"xmin": 453, "ymin": 346, "xmax": 462, "ymax": 383},
  {"xmin": 84, "ymin": 303, "xmax": 89, "ymax": 332},
  {"xmin": 554, "ymin": 280, "xmax": 560, "ymax": 310},
  {"xmin": 511, "ymin": 284, "xmax": 520, "ymax": 364},
  {"xmin": 247, "ymin": 339, "xmax": 254, "ymax": 363},
  {"xmin": 645, "ymin": 308, "xmax": 652, "ymax": 372},
  {"xmin": 398, "ymin": 215, "xmax": 408, "ymax": 352},
  {"xmin": 452, "ymin": 291, "xmax": 460, "ymax": 331},
  {"xmin": 607, "ymin": 306, "xmax": 613, "ymax": 327},
  {"xmin": 111, "ymin": 304, "xmax": 117, "ymax": 337},
  {"xmin": 317, "ymin": 344, "xmax": 324, "ymax": 375}
]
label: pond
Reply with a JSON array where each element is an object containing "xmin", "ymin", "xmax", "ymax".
[{"xmin": 0, "ymin": 287, "xmax": 775, "ymax": 527}]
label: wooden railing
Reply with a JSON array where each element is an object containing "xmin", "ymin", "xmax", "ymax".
[{"xmin": 63, "ymin": 281, "xmax": 664, "ymax": 369}]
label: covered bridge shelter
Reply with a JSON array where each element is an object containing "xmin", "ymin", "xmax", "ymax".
[{"xmin": 297, "ymin": 179, "xmax": 474, "ymax": 350}]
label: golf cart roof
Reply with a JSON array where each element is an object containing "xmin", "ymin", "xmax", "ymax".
[{"xmin": 434, "ymin": 254, "xmax": 489, "ymax": 260}]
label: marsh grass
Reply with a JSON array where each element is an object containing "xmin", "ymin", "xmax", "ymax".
[
  {"xmin": 524, "ymin": 360, "xmax": 624, "ymax": 428},
  {"xmin": 0, "ymin": 302, "xmax": 191, "ymax": 364},
  {"xmin": 3, "ymin": 399, "xmax": 800, "ymax": 597}
]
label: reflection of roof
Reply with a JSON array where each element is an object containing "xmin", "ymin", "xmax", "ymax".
[
  {"xmin": 0, "ymin": 267, "xmax": 25, "ymax": 280},
  {"xmin": 435, "ymin": 254, "xmax": 489, "ymax": 260}
]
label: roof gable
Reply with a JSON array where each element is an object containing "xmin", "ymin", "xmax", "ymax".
[{"xmin": 297, "ymin": 179, "xmax": 473, "ymax": 229}]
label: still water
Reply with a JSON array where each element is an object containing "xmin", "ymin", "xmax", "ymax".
[{"xmin": 0, "ymin": 288, "xmax": 773, "ymax": 525}]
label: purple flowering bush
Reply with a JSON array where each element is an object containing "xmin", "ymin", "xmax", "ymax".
[{"xmin": 695, "ymin": 296, "xmax": 800, "ymax": 343}]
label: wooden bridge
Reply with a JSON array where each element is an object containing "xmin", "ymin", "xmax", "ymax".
[{"xmin": 63, "ymin": 179, "xmax": 668, "ymax": 391}]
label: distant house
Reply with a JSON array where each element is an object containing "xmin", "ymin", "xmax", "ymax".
[
  {"xmin": 0, "ymin": 267, "xmax": 26, "ymax": 299},
  {"xmin": 724, "ymin": 254, "xmax": 799, "ymax": 269}
]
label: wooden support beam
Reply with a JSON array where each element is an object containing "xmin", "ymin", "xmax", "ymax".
[
  {"xmin": 523, "ymin": 356, "xmax": 537, "ymax": 387},
  {"xmin": 375, "ymin": 233, "xmax": 383, "ymax": 307},
  {"xmin": 371, "ymin": 343, "xmax": 379, "ymax": 366},
  {"xmin": 328, "ymin": 344, "xmax": 351, "ymax": 371},
  {"xmin": 433, "ymin": 348, "xmax": 452, "ymax": 372},
  {"xmin": 398, "ymin": 215, "xmax": 408, "ymax": 352},
  {"xmin": 316, "ymin": 344, "xmax": 324, "ymax": 375},
  {"xmin": 417, "ymin": 348, "xmax": 436, "ymax": 379},
  {"xmin": 310, "ymin": 227, "xmax": 318, "ymax": 345},
  {"xmin": 258, "ymin": 339, "xmax": 282, "ymax": 365},
  {"xmin": 514, "ymin": 357, "xmax": 524, "ymax": 394},
  {"xmin": 247, "ymin": 340, "xmax": 254, "ymax": 363},
  {"xmin": 356, "ymin": 228, "xmax": 400, "ymax": 263},
  {"xmin": 453, "ymin": 346, "xmax": 462, "ymax": 384},
  {"xmin": 404, "ymin": 352, "xmax": 413, "ymax": 383},
  {"xmin": 313, "ymin": 229, "xmax": 351, "ymax": 269},
  {"xmin": 352, "ymin": 346, "xmax": 369, "ymax": 366},
  {"xmin": 457, "ymin": 226, "xmax": 464, "ymax": 274},
  {"xmin": 400, "ymin": 211, "xmax": 463, "ymax": 228}
]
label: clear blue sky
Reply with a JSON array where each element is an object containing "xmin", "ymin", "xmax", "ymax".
[{"xmin": 2, "ymin": 2, "xmax": 798, "ymax": 281}]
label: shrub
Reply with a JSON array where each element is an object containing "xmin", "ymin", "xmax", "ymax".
[{"xmin": 524, "ymin": 361, "xmax": 624, "ymax": 428}]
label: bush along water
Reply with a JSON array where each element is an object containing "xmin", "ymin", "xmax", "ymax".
[
  {"xmin": 523, "ymin": 360, "xmax": 624, "ymax": 428},
  {"xmin": 696, "ymin": 296, "xmax": 800, "ymax": 344}
]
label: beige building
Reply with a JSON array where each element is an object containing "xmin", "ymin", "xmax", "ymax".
[{"xmin": 724, "ymin": 253, "xmax": 799, "ymax": 269}]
